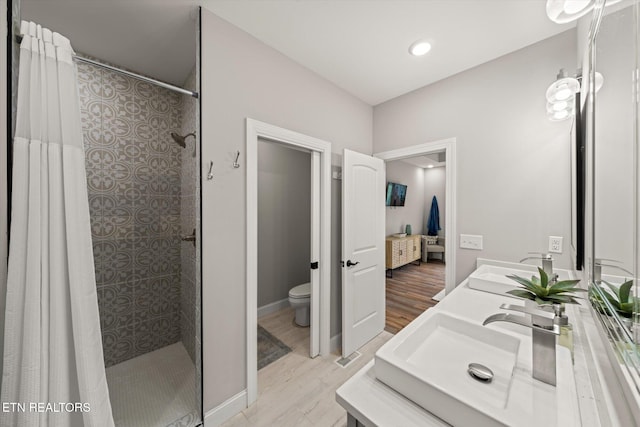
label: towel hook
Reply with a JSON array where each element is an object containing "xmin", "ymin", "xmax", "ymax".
[
  {"xmin": 233, "ymin": 151, "xmax": 241, "ymax": 168},
  {"xmin": 207, "ymin": 161, "xmax": 214, "ymax": 180}
]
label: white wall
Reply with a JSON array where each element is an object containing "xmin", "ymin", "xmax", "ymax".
[
  {"xmin": 374, "ymin": 30, "xmax": 577, "ymax": 284},
  {"xmin": 257, "ymin": 140, "xmax": 311, "ymax": 308},
  {"xmin": 593, "ymin": 6, "xmax": 635, "ymax": 274},
  {"xmin": 424, "ymin": 166, "xmax": 446, "ymax": 236},
  {"xmin": 200, "ymin": 8, "xmax": 373, "ymax": 414},
  {"xmin": 385, "ymin": 160, "xmax": 425, "ymax": 236}
]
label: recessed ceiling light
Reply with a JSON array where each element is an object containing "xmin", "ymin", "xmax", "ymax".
[
  {"xmin": 409, "ymin": 40, "xmax": 431, "ymax": 56},
  {"xmin": 427, "ymin": 165, "xmax": 435, "ymax": 169}
]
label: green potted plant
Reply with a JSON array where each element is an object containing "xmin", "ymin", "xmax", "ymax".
[
  {"xmin": 598, "ymin": 279, "xmax": 636, "ymax": 319},
  {"xmin": 506, "ymin": 267, "xmax": 584, "ymax": 305},
  {"xmin": 589, "ymin": 280, "xmax": 637, "ymax": 353}
]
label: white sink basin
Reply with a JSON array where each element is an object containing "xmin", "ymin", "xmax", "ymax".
[
  {"xmin": 375, "ymin": 311, "xmax": 520, "ymax": 427},
  {"xmin": 468, "ymin": 264, "xmax": 574, "ymax": 297}
]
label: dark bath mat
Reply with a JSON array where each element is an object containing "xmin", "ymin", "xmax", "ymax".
[{"xmin": 258, "ymin": 325, "xmax": 292, "ymax": 370}]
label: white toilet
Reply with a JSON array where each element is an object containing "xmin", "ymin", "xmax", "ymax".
[{"xmin": 288, "ymin": 282, "xmax": 311, "ymax": 327}]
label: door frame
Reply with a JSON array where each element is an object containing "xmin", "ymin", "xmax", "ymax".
[
  {"xmin": 374, "ymin": 138, "xmax": 457, "ymax": 294},
  {"xmin": 246, "ymin": 118, "xmax": 331, "ymax": 405}
]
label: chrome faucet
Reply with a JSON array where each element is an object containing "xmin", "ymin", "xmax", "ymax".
[
  {"xmin": 520, "ymin": 253, "xmax": 555, "ymax": 281},
  {"xmin": 483, "ymin": 303, "xmax": 560, "ymax": 386},
  {"xmin": 594, "ymin": 258, "xmax": 634, "ymax": 283}
]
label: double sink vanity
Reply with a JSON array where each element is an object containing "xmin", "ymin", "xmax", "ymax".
[
  {"xmin": 336, "ymin": 259, "xmax": 591, "ymax": 427},
  {"xmin": 336, "ymin": 1, "xmax": 640, "ymax": 425}
]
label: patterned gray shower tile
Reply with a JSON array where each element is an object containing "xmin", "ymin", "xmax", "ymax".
[
  {"xmin": 102, "ymin": 193, "xmax": 134, "ymax": 217},
  {"xmin": 100, "ymin": 239, "xmax": 135, "ymax": 286},
  {"xmin": 80, "ymin": 60, "xmax": 185, "ymax": 365},
  {"xmin": 164, "ymin": 176, "xmax": 182, "ymax": 197},
  {"xmin": 99, "ymin": 282, "xmax": 135, "ymax": 331},
  {"xmin": 102, "ymin": 325, "xmax": 135, "ymax": 367}
]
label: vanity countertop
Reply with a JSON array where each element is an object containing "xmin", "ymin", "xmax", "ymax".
[{"xmin": 336, "ymin": 260, "xmax": 601, "ymax": 426}]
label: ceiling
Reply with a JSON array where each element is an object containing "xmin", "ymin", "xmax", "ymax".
[
  {"xmin": 21, "ymin": 0, "xmax": 199, "ymax": 87},
  {"xmin": 401, "ymin": 153, "xmax": 445, "ymax": 169},
  {"xmin": 21, "ymin": 1, "xmax": 572, "ymax": 105}
]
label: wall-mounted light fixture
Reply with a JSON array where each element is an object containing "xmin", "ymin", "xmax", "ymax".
[
  {"xmin": 546, "ymin": 68, "xmax": 604, "ymax": 121},
  {"xmin": 546, "ymin": 0, "xmax": 595, "ymax": 23},
  {"xmin": 546, "ymin": 0, "xmax": 623, "ymax": 23},
  {"xmin": 546, "ymin": 68, "xmax": 580, "ymax": 121}
]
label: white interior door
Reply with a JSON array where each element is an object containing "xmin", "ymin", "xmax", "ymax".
[
  {"xmin": 341, "ymin": 149, "xmax": 386, "ymax": 357},
  {"xmin": 310, "ymin": 151, "xmax": 320, "ymax": 357}
]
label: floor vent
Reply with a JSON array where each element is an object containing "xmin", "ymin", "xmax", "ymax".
[{"xmin": 335, "ymin": 351, "xmax": 361, "ymax": 368}]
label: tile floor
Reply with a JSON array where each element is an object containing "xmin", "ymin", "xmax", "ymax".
[
  {"xmin": 106, "ymin": 342, "xmax": 199, "ymax": 427},
  {"xmin": 221, "ymin": 307, "xmax": 393, "ymax": 427}
]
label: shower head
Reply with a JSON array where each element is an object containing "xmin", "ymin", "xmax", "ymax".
[{"xmin": 170, "ymin": 132, "xmax": 196, "ymax": 148}]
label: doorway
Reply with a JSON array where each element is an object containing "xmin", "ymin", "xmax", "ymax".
[
  {"xmin": 245, "ymin": 119, "xmax": 332, "ymax": 405},
  {"xmin": 383, "ymin": 153, "xmax": 447, "ymax": 333},
  {"xmin": 375, "ymin": 138, "xmax": 457, "ymax": 299}
]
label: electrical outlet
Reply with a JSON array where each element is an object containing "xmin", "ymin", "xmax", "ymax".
[
  {"xmin": 460, "ymin": 234, "xmax": 483, "ymax": 250},
  {"xmin": 549, "ymin": 236, "xmax": 563, "ymax": 253}
]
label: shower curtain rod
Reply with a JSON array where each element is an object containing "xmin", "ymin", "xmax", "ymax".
[{"xmin": 15, "ymin": 34, "xmax": 199, "ymax": 99}]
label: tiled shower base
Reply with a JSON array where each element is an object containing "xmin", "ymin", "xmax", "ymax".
[{"xmin": 106, "ymin": 342, "xmax": 199, "ymax": 427}]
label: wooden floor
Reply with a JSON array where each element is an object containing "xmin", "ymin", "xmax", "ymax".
[
  {"xmin": 222, "ymin": 307, "xmax": 393, "ymax": 427},
  {"xmin": 385, "ymin": 259, "xmax": 445, "ymax": 334}
]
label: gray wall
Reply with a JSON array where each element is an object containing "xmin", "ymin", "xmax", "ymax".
[
  {"xmin": 373, "ymin": 30, "xmax": 577, "ymax": 284},
  {"xmin": 201, "ymin": 8, "xmax": 373, "ymax": 412},
  {"xmin": 385, "ymin": 160, "xmax": 425, "ymax": 236},
  {"xmin": 424, "ymin": 167, "xmax": 446, "ymax": 236},
  {"xmin": 78, "ymin": 60, "xmax": 184, "ymax": 367},
  {"xmin": 258, "ymin": 140, "xmax": 311, "ymax": 308}
]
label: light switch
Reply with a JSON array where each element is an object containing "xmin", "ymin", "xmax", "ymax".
[{"xmin": 460, "ymin": 234, "xmax": 483, "ymax": 250}]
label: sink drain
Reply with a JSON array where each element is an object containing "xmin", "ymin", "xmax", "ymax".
[{"xmin": 467, "ymin": 363, "xmax": 493, "ymax": 383}]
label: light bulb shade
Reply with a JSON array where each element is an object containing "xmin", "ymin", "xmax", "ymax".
[
  {"xmin": 546, "ymin": 0, "xmax": 595, "ymax": 23},
  {"xmin": 550, "ymin": 110, "xmax": 570, "ymax": 121},
  {"xmin": 594, "ymin": 71, "xmax": 604, "ymax": 92},
  {"xmin": 547, "ymin": 100, "xmax": 573, "ymax": 113},
  {"xmin": 580, "ymin": 70, "xmax": 605, "ymax": 94},
  {"xmin": 548, "ymin": 107, "xmax": 575, "ymax": 121},
  {"xmin": 546, "ymin": 76, "xmax": 580, "ymax": 102},
  {"xmin": 547, "ymin": 100, "xmax": 575, "ymax": 115}
]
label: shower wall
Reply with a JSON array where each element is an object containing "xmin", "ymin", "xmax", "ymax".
[
  {"xmin": 78, "ymin": 60, "xmax": 184, "ymax": 367},
  {"xmin": 180, "ymin": 67, "xmax": 198, "ymax": 363}
]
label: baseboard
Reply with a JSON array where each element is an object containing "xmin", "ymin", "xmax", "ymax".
[
  {"xmin": 330, "ymin": 333, "xmax": 342, "ymax": 354},
  {"xmin": 432, "ymin": 289, "xmax": 446, "ymax": 302},
  {"xmin": 204, "ymin": 390, "xmax": 247, "ymax": 427},
  {"xmin": 257, "ymin": 298, "xmax": 289, "ymax": 318}
]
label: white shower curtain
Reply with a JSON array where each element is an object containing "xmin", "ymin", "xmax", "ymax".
[{"xmin": 1, "ymin": 22, "xmax": 114, "ymax": 427}]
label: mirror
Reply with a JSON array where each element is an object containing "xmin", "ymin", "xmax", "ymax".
[{"xmin": 586, "ymin": 0, "xmax": 640, "ymax": 380}]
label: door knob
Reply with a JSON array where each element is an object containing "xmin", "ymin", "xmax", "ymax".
[{"xmin": 346, "ymin": 260, "xmax": 360, "ymax": 267}]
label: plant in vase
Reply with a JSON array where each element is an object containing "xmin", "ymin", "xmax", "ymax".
[
  {"xmin": 505, "ymin": 268, "xmax": 584, "ymax": 362},
  {"xmin": 598, "ymin": 279, "xmax": 636, "ymax": 319},
  {"xmin": 505, "ymin": 267, "xmax": 584, "ymax": 305},
  {"xmin": 590, "ymin": 280, "xmax": 637, "ymax": 356}
]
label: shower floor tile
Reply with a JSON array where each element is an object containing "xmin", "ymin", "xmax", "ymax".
[{"xmin": 106, "ymin": 342, "xmax": 199, "ymax": 427}]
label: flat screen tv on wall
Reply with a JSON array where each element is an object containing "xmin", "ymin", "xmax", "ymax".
[{"xmin": 386, "ymin": 182, "xmax": 407, "ymax": 206}]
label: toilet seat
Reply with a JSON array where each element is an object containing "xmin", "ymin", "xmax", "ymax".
[{"xmin": 289, "ymin": 282, "xmax": 310, "ymax": 299}]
